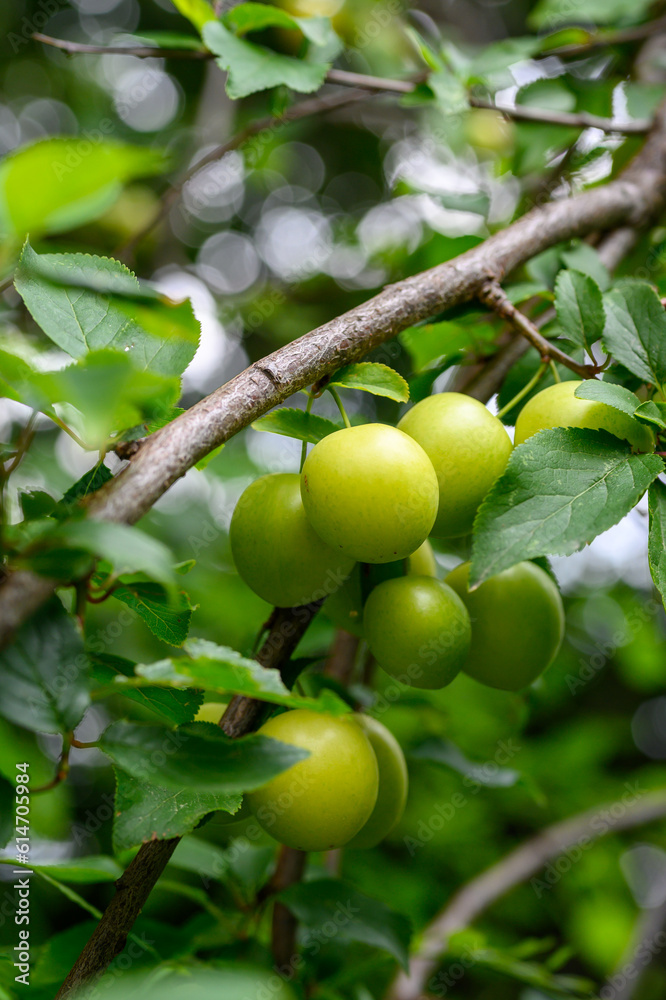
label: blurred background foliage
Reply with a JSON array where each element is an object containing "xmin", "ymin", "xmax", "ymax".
[{"xmin": 2, "ymin": 0, "xmax": 666, "ymax": 998}]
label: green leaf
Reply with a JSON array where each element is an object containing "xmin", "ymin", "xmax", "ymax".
[
  {"xmin": 33, "ymin": 520, "xmax": 177, "ymax": 592},
  {"xmin": 554, "ymin": 270, "xmax": 604, "ymax": 351},
  {"xmin": 89, "ymin": 653, "xmax": 202, "ymax": 725},
  {"xmin": 278, "ymin": 878, "xmax": 412, "ymax": 969},
  {"xmin": 57, "ymin": 462, "xmax": 114, "ymax": 515},
  {"xmin": 400, "ymin": 321, "xmax": 496, "ymax": 372},
  {"xmin": 34, "ymin": 351, "xmax": 180, "ymax": 449},
  {"xmin": 15, "ymin": 243, "xmax": 200, "ymax": 378},
  {"xmin": 0, "ymin": 599, "xmax": 90, "ymax": 734},
  {"xmin": 252, "ymin": 407, "xmax": 341, "ymax": 444},
  {"xmin": 465, "ymin": 37, "xmax": 542, "ymax": 83},
  {"xmin": 110, "ymin": 581, "xmax": 194, "ymax": 646},
  {"xmin": 411, "ymin": 738, "xmax": 520, "ymax": 787},
  {"xmin": 559, "ymin": 244, "xmax": 610, "ymax": 291},
  {"xmin": 0, "ymin": 855, "xmax": 122, "ymax": 883},
  {"xmin": 169, "ymin": 0, "xmax": 215, "ymax": 31},
  {"xmin": 470, "ymin": 429, "xmax": 663, "ymax": 586},
  {"xmin": 113, "ymin": 769, "xmax": 241, "ymax": 851},
  {"xmin": 127, "ymin": 638, "xmax": 350, "ymax": 713},
  {"xmin": 426, "ymin": 69, "xmax": 469, "ymax": 114},
  {"xmin": 0, "ymin": 776, "xmax": 12, "ymax": 847},
  {"xmin": 203, "ymin": 20, "xmax": 328, "ymax": 99},
  {"xmin": 648, "ymin": 480, "xmax": 666, "ymax": 610},
  {"xmin": 169, "ymin": 835, "xmax": 234, "ymax": 881},
  {"xmin": 635, "ymin": 399, "xmax": 666, "ymax": 431},
  {"xmin": 329, "ymin": 363, "xmax": 410, "ymax": 403},
  {"xmin": 100, "ymin": 719, "xmax": 309, "ymax": 793},
  {"xmin": 0, "ymin": 138, "xmax": 166, "ymax": 241},
  {"xmin": 19, "ymin": 489, "xmax": 56, "ymax": 520},
  {"xmin": 226, "ymin": 2, "xmax": 335, "ymax": 47},
  {"xmin": 602, "ymin": 283, "xmax": 666, "ymax": 388},
  {"xmin": 574, "ymin": 380, "xmax": 641, "ymax": 417}
]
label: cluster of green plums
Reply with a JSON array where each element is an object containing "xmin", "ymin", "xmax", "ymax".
[
  {"xmin": 232, "ymin": 380, "xmax": 648, "ymax": 694},
  {"xmin": 225, "ymin": 378, "xmax": 653, "ymax": 851}
]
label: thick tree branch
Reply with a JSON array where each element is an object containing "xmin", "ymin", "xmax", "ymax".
[
  {"xmin": 387, "ymin": 788, "xmax": 666, "ymax": 1000},
  {"xmin": 477, "ymin": 281, "xmax": 600, "ymax": 378},
  {"xmin": 4, "ymin": 100, "xmax": 666, "ymax": 646},
  {"xmin": 54, "ymin": 601, "xmax": 322, "ymax": 999}
]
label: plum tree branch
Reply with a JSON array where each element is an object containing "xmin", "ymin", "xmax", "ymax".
[
  {"xmin": 387, "ymin": 788, "xmax": 666, "ymax": 1000},
  {"xmin": 477, "ymin": 281, "xmax": 601, "ymax": 378},
  {"xmin": 54, "ymin": 601, "xmax": 322, "ymax": 999},
  {"xmin": 4, "ymin": 100, "xmax": 666, "ymax": 647},
  {"xmin": 32, "ymin": 36, "xmax": 652, "ymax": 134}
]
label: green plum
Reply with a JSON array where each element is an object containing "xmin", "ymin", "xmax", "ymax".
[
  {"xmin": 445, "ymin": 561, "xmax": 565, "ymax": 691},
  {"xmin": 246, "ymin": 709, "xmax": 379, "ymax": 851},
  {"xmin": 514, "ymin": 380, "xmax": 654, "ymax": 451},
  {"xmin": 364, "ymin": 576, "xmax": 471, "ymax": 689},
  {"xmin": 398, "ymin": 393, "xmax": 512, "ymax": 537},
  {"xmin": 346, "ymin": 714, "xmax": 408, "ymax": 849},
  {"xmin": 325, "ymin": 540, "xmax": 437, "ymax": 637},
  {"xmin": 230, "ymin": 473, "xmax": 355, "ymax": 608},
  {"xmin": 300, "ymin": 424, "xmax": 439, "ymax": 564}
]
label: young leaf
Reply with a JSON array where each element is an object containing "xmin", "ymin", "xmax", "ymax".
[
  {"xmin": 113, "ymin": 769, "xmax": 241, "ymax": 851},
  {"xmin": 470, "ymin": 428, "xmax": 663, "ymax": 586},
  {"xmin": 0, "ymin": 138, "xmax": 166, "ymax": 241},
  {"xmin": 129, "ymin": 638, "xmax": 349, "ymax": 713},
  {"xmin": 0, "ymin": 599, "xmax": 90, "ymax": 735},
  {"xmin": 648, "ymin": 480, "xmax": 666, "ymax": 609},
  {"xmin": 602, "ymin": 283, "xmax": 666, "ymax": 388},
  {"xmin": 110, "ymin": 581, "xmax": 194, "ymax": 646},
  {"xmin": 89, "ymin": 653, "xmax": 202, "ymax": 725},
  {"xmin": 252, "ymin": 408, "xmax": 341, "ymax": 444},
  {"xmin": 203, "ymin": 21, "xmax": 329, "ymax": 99},
  {"xmin": 554, "ymin": 269, "xmax": 604, "ymax": 350},
  {"xmin": 329, "ymin": 363, "xmax": 410, "ymax": 403},
  {"xmin": 99, "ymin": 720, "xmax": 309, "ymax": 793},
  {"xmin": 529, "ymin": 0, "xmax": 653, "ymax": 29},
  {"xmin": 411, "ymin": 738, "xmax": 520, "ymax": 788},
  {"xmin": 15, "ymin": 243, "xmax": 199, "ymax": 379},
  {"xmin": 278, "ymin": 878, "xmax": 412, "ymax": 969},
  {"xmin": 574, "ymin": 380, "xmax": 641, "ymax": 417}
]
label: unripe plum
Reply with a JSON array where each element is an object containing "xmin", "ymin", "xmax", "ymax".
[
  {"xmin": 398, "ymin": 393, "xmax": 512, "ymax": 537},
  {"xmin": 301, "ymin": 424, "xmax": 439, "ymax": 564},
  {"xmin": 246, "ymin": 709, "xmax": 379, "ymax": 851}
]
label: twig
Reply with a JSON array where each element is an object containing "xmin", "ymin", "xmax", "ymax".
[
  {"xmin": 117, "ymin": 88, "xmax": 369, "ymax": 257},
  {"xmin": 54, "ymin": 601, "xmax": 322, "ymax": 998},
  {"xmin": 477, "ymin": 280, "xmax": 600, "ymax": 378},
  {"xmin": 269, "ymin": 846, "xmax": 308, "ymax": 970},
  {"xmin": 31, "ymin": 36, "xmax": 652, "ymax": 135},
  {"xmin": 469, "ymin": 96, "xmax": 651, "ymax": 135},
  {"xmin": 603, "ymin": 897, "xmax": 666, "ymax": 1000},
  {"xmin": 31, "ymin": 742, "xmax": 70, "ymax": 793},
  {"xmin": 32, "ymin": 32, "xmax": 211, "ymax": 59},
  {"xmin": 4, "ymin": 101, "xmax": 666, "ymax": 648},
  {"xmin": 387, "ymin": 788, "xmax": 666, "ymax": 1000}
]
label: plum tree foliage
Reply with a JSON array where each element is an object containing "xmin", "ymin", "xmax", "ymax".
[{"xmin": 2, "ymin": 1, "xmax": 666, "ymax": 999}]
